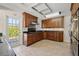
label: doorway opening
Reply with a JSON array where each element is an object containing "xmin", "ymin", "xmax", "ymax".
[{"xmin": 7, "ymin": 17, "xmax": 20, "ymax": 47}]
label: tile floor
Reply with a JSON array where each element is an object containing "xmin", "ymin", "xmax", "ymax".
[{"xmin": 13, "ymin": 40, "xmax": 73, "ymax": 56}]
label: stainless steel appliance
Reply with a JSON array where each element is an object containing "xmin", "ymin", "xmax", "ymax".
[
  {"xmin": 71, "ymin": 8, "xmax": 79, "ymax": 56},
  {"xmin": 28, "ymin": 21, "xmax": 37, "ymax": 32}
]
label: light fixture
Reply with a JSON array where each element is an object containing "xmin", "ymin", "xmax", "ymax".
[
  {"xmin": 32, "ymin": 3, "xmax": 52, "ymax": 17},
  {"xmin": 45, "ymin": 11, "xmax": 61, "ymax": 18}
]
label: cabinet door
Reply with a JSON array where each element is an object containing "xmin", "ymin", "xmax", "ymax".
[
  {"xmin": 23, "ymin": 13, "xmax": 25, "ymax": 27},
  {"xmin": 47, "ymin": 32, "xmax": 53, "ymax": 41},
  {"xmin": 33, "ymin": 32, "xmax": 42, "ymax": 42},
  {"xmin": 47, "ymin": 31, "xmax": 63, "ymax": 42},
  {"xmin": 23, "ymin": 13, "xmax": 27, "ymax": 27},
  {"xmin": 23, "ymin": 12, "xmax": 37, "ymax": 27},
  {"xmin": 27, "ymin": 34, "xmax": 34, "ymax": 46},
  {"xmin": 27, "ymin": 32, "xmax": 42, "ymax": 46},
  {"xmin": 48, "ymin": 20, "xmax": 56, "ymax": 28},
  {"xmin": 42, "ymin": 20, "xmax": 57, "ymax": 28},
  {"xmin": 43, "ymin": 32, "xmax": 47, "ymax": 39},
  {"xmin": 56, "ymin": 32, "xmax": 63, "ymax": 42},
  {"xmin": 42, "ymin": 20, "xmax": 48, "ymax": 28},
  {"xmin": 23, "ymin": 13, "xmax": 30, "ymax": 27},
  {"xmin": 27, "ymin": 13, "xmax": 32, "ymax": 26},
  {"xmin": 42, "ymin": 16, "xmax": 64, "ymax": 28},
  {"xmin": 32, "ymin": 16, "xmax": 37, "ymax": 22},
  {"xmin": 33, "ymin": 33, "xmax": 38, "ymax": 42},
  {"xmin": 56, "ymin": 32, "xmax": 59, "ymax": 42},
  {"xmin": 38, "ymin": 32, "xmax": 43, "ymax": 40},
  {"xmin": 58, "ymin": 32, "xmax": 63, "ymax": 42}
]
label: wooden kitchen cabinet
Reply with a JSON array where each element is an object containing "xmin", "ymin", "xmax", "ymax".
[
  {"xmin": 23, "ymin": 12, "xmax": 37, "ymax": 27},
  {"xmin": 46, "ymin": 31, "xmax": 63, "ymax": 42},
  {"xmin": 27, "ymin": 33, "xmax": 35, "ymax": 45},
  {"xmin": 42, "ymin": 16, "xmax": 64, "ymax": 28},
  {"xmin": 38, "ymin": 32, "xmax": 43, "ymax": 40},
  {"xmin": 46, "ymin": 32, "xmax": 56, "ymax": 41},
  {"xmin": 23, "ymin": 31, "xmax": 63, "ymax": 46},
  {"xmin": 43, "ymin": 31, "xmax": 47, "ymax": 39},
  {"xmin": 56, "ymin": 31, "xmax": 63, "ymax": 42},
  {"xmin": 27, "ymin": 32, "xmax": 43, "ymax": 46},
  {"xmin": 71, "ymin": 3, "xmax": 79, "ymax": 17}
]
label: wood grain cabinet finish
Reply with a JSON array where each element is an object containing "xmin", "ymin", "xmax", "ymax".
[
  {"xmin": 47, "ymin": 32, "xmax": 57, "ymax": 41},
  {"xmin": 43, "ymin": 32, "xmax": 48, "ymax": 39},
  {"xmin": 44, "ymin": 31, "xmax": 63, "ymax": 42},
  {"xmin": 27, "ymin": 32, "xmax": 43, "ymax": 46},
  {"xmin": 56, "ymin": 31, "xmax": 63, "ymax": 42},
  {"xmin": 23, "ymin": 12, "xmax": 37, "ymax": 27},
  {"xmin": 42, "ymin": 16, "xmax": 64, "ymax": 28},
  {"xmin": 23, "ymin": 31, "xmax": 63, "ymax": 46},
  {"xmin": 27, "ymin": 33, "xmax": 35, "ymax": 45}
]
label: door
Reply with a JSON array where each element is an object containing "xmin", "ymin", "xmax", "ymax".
[{"xmin": 7, "ymin": 17, "xmax": 20, "ymax": 47}]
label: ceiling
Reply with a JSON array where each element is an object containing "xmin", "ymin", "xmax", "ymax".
[{"xmin": 0, "ymin": 3, "xmax": 71, "ymax": 19}]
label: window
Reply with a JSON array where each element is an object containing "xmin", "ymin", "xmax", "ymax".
[{"xmin": 8, "ymin": 17, "xmax": 20, "ymax": 39}]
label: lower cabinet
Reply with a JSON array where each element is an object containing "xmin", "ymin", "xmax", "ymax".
[
  {"xmin": 27, "ymin": 32, "xmax": 43, "ymax": 46},
  {"xmin": 46, "ymin": 32, "xmax": 55, "ymax": 41},
  {"xmin": 57, "ymin": 31, "xmax": 63, "ymax": 42},
  {"xmin": 43, "ymin": 32, "xmax": 47, "ymax": 39},
  {"xmin": 23, "ymin": 31, "xmax": 63, "ymax": 46},
  {"xmin": 54, "ymin": 31, "xmax": 63, "ymax": 42},
  {"xmin": 27, "ymin": 33, "xmax": 35, "ymax": 46},
  {"xmin": 44, "ymin": 31, "xmax": 63, "ymax": 42}
]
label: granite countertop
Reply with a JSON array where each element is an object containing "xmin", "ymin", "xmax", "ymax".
[
  {"xmin": 23, "ymin": 31, "xmax": 43, "ymax": 33},
  {"xmin": 23, "ymin": 30, "xmax": 64, "ymax": 33},
  {"xmin": 23, "ymin": 28, "xmax": 64, "ymax": 33}
]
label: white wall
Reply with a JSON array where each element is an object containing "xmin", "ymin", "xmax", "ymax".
[
  {"xmin": 0, "ymin": 10, "xmax": 7, "ymax": 36},
  {"xmin": 36, "ymin": 18, "xmax": 42, "ymax": 30},
  {"xmin": 0, "ymin": 9, "xmax": 23, "ymax": 44},
  {"xmin": 64, "ymin": 14, "xmax": 71, "ymax": 42}
]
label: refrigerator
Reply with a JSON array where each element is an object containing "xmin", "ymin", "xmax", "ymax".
[{"xmin": 71, "ymin": 8, "xmax": 79, "ymax": 56}]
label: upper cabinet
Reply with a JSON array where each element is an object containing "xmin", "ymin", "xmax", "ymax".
[
  {"xmin": 23, "ymin": 12, "xmax": 38, "ymax": 27},
  {"xmin": 71, "ymin": 3, "xmax": 79, "ymax": 17},
  {"xmin": 42, "ymin": 16, "xmax": 64, "ymax": 28}
]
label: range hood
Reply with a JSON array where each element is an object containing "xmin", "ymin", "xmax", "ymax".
[
  {"xmin": 31, "ymin": 21, "xmax": 37, "ymax": 24},
  {"xmin": 30, "ymin": 21, "xmax": 39, "ymax": 25}
]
